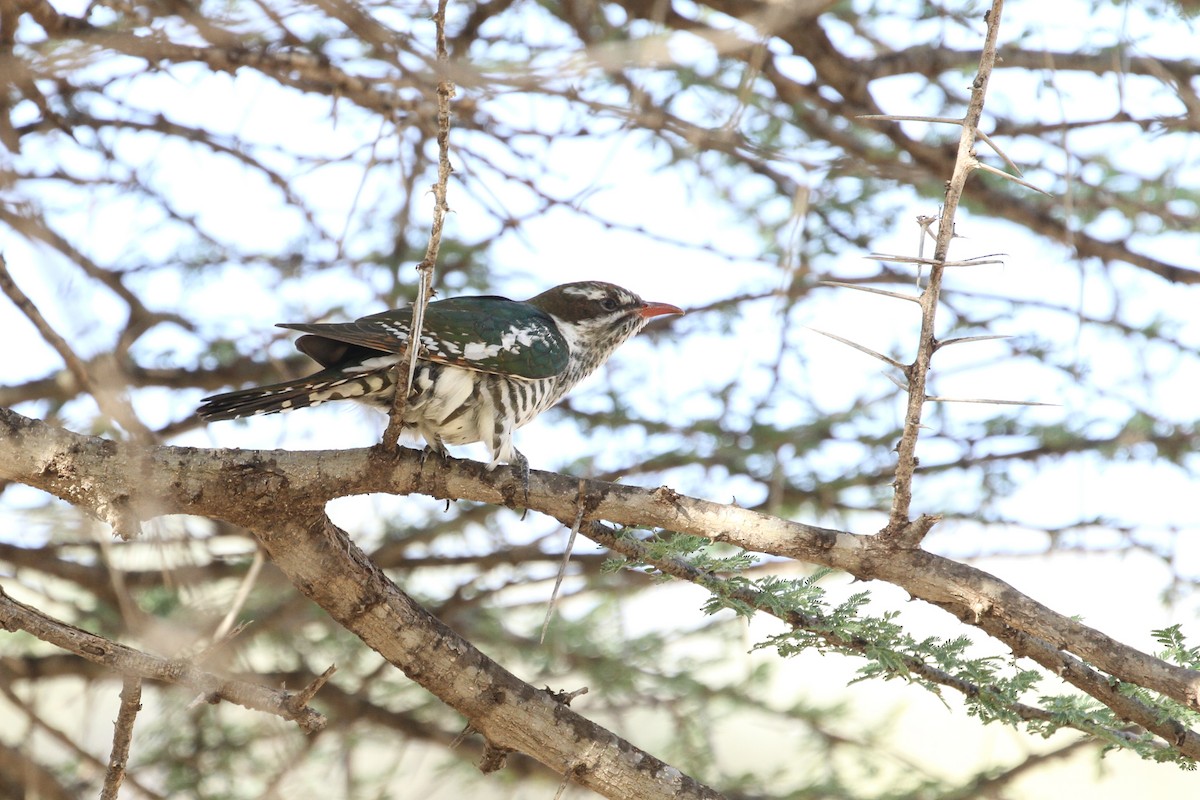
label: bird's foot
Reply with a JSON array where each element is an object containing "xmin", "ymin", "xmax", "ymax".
[
  {"xmin": 507, "ymin": 450, "xmax": 530, "ymax": 520},
  {"xmin": 417, "ymin": 444, "xmax": 448, "ymax": 468},
  {"xmin": 372, "ymin": 441, "xmax": 441, "ymax": 466}
]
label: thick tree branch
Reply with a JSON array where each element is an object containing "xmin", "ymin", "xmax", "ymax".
[
  {"xmin": 256, "ymin": 512, "xmax": 722, "ymax": 798},
  {"xmin": 966, "ymin": 612, "xmax": 1200, "ymax": 756},
  {"xmin": 2, "ymin": 407, "xmax": 1198, "ymax": 763},
  {"xmin": 0, "ymin": 423, "xmax": 722, "ymax": 798},
  {"xmin": 1, "ymin": 0, "xmax": 1196, "ymax": 790}
]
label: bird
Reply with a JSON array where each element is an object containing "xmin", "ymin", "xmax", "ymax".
[{"xmin": 197, "ymin": 281, "xmax": 683, "ymax": 486}]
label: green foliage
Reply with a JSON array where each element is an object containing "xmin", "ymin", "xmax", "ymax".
[
  {"xmin": 603, "ymin": 532, "xmax": 758, "ymax": 583},
  {"xmin": 1153, "ymin": 624, "xmax": 1200, "ymax": 669},
  {"xmin": 606, "ymin": 533, "xmax": 1200, "ymax": 770}
]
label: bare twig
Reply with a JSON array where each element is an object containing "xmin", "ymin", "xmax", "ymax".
[
  {"xmin": 806, "ymin": 327, "xmax": 908, "ymax": 371},
  {"xmin": 818, "ymin": 280, "xmax": 920, "ymax": 304},
  {"xmin": 100, "ymin": 676, "xmax": 143, "ymax": 800},
  {"xmin": 858, "ymin": 113, "xmax": 1026, "ymax": 179},
  {"xmin": 884, "ymin": 371, "xmax": 911, "ymax": 391},
  {"xmin": 940, "ymin": 739, "xmax": 1097, "ymax": 799},
  {"xmin": 0, "ymin": 672, "xmax": 165, "ymax": 800},
  {"xmin": 926, "ymin": 395, "xmax": 1058, "ymax": 407},
  {"xmin": 869, "ymin": 253, "xmax": 1007, "ymax": 268},
  {"xmin": 0, "ymin": 586, "xmax": 326, "ymax": 733},
  {"xmin": 540, "ymin": 480, "xmax": 589, "ymax": 643},
  {"xmin": 0, "ymin": 256, "xmax": 153, "ymax": 444},
  {"xmin": 383, "ymin": 0, "xmax": 455, "ymax": 450},
  {"xmin": 290, "ymin": 664, "xmax": 338, "ymax": 710},
  {"xmin": 883, "ymin": 0, "xmax": 1006, "ymax": 543},
  {"xmin": 974, "ymin": 160, "xmax": 1053, "ymax": 195},
  {"xmin": 210, "ymin": 547, "xmax": 265, "ymax": 643},
  {"xmin": 936, "ymin": 334, "xmax": 1011, "ymax": 348},
  {"xmin": 193, "ymin": 621, "xmax": 251, "ymax": 670}
]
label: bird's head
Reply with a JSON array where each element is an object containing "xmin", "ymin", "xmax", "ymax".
[{"xmin": 528, "ymin": 281, "xmax": 683, "ymax": 359}]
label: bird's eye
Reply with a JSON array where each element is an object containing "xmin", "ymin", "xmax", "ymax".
[{"xmin": 600, "ymin": 298, "xmax": 618, "ymax": 312}]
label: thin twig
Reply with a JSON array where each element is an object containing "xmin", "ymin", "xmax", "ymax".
[
  {"xmin": 941, "ymin": 739, "xmax": 1097, "ymax": 799},
  {"xmin": 936, "ymin": 334, "xmax": 1011, "ymax": 348},
  {"xmin": 858, "ymin": 113, "xmax": 1025, "ymax": 178},
  {"xmin": 0, "ymin": 257, "xmax": 93, "ymax": 397},
  {"xmin": 210, "ymin": 547, "xmax": 265, "ymax": 643},
  {"xmin": 383, "ymin": 0, "xmax": 455, "ymax": 450},
  {"xmin": 869, "ymin": 253, "xmax": 1007, "ymax": 268},
  {"xmin": 806, "ymin": 327, "xmax": 908, "ymax": 371},
  {"xmin": 541, "ymin": 480, "xmax": 588, "ymax": 643},
  {"xmin": 290, "ymin": 664, "xmax": 338, "ymax": 710},
  {"xmin": 926, "ymin": 395, "xmax": 1058, "ymax": 407},
  {"xmin": 100, "ymin": 676, "xmax": 143, "ymax": 800},
  {"xmin": 0, "ymin": 259, "xmax": 150, "ymax": 442},
  {"xmin": 194, "ymin": 621, "xmax": 251, "ymax": 667},
  {"xmin": 0, "ymin": 586, "xmax": 326, "ymax": 733},
  {"xmin": 818, "ymin": 280, "xmax": 920, "ymax": 303},
  {"xmin": 883, "ymin": 0, "xmax": 1007, "ymax": 543},
  {"xmin": 0, "ymin": 673, "xmax": 166, "ymax": 800},
  {"xmin": 974, "ymin": 160, "xmax": 1053, "ymax": 195},
  {"xmin": 0, "ymin": 256, "xmax": 152, "ymax": 443}
]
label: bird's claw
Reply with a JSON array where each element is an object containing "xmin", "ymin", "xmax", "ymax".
[
  {"xmin": 511, "ymin": 451, "xmax": 530, "ymax": 520},
  {"xmin": 418, "ymin": 444, "xmax": 449, "ymax": 468}
]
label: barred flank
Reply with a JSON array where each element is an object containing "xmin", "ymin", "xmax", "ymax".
[{"xmin": 198, "ymin": 369, "xmax": 394, "ymax": 421}]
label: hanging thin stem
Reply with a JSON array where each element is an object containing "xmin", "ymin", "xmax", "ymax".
[{"xmin": 383, "ymin": 0, "xmax": 456, "ymax": 450}]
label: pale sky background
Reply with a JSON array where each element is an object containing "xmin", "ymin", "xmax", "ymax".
[{"xmin": 3, "ymin": 0, "xmax": 1200, "ymax": 795}]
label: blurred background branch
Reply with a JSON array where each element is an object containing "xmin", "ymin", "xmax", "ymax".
[{"xmin": 2, "ymin": 0, "xmax": 1200, "ymax": 796}]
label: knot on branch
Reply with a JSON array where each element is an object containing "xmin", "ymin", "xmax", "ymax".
[{"xmin": 879, "ymin": 513, "xmax": 940, "ymax": 548}]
